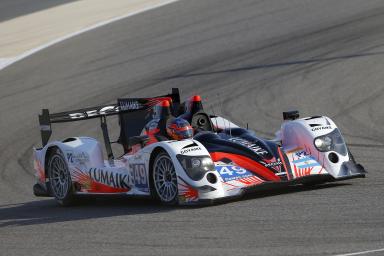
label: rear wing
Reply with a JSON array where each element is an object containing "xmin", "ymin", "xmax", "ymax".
[{"xmin": 39, "ymin": 88, "xmax": 180, "ymax": 149}]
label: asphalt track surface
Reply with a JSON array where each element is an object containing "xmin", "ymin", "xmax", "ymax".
[{"xmin": 1, "ymin": 1, "xmax": 384, "ymax": 255}]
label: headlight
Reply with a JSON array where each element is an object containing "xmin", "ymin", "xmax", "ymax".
[
  {"xmin": 176, "ymin": 155, "xmax": 214, "ymax": 181},
  {"xmin": 314, "ymin": 136, "xmax": 332, "ymax": 151},
  {"xmin": 313, "ymin": 128, "xmax": 347, "ymax": 156}
]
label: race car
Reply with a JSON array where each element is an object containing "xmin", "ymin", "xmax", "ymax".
[{"xmin": 33, "ymin": 88, "xmax": 366, "ymax": 206}]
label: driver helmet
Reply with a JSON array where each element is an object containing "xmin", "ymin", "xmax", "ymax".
[{"xmin": 166, "ymin": 117, "xmax": 193, "ymax": 140}]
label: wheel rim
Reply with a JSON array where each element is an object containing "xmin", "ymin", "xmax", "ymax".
[
  {"xmin": 49, "ymin": 154, "xmax": 70, "ymax": 200},
  {"xmin": 153, "ymin": 154, "xmax": 178, "ymax": 202}
]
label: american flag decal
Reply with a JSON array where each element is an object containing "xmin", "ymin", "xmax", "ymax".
[{"xmin": 237, "ymin": 176, "xmax": 264, "ymax": 185}]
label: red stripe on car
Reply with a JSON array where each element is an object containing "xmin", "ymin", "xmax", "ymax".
[{"xmin": 210, "ymin": 152, "xmax": 280, "ymax": 181}]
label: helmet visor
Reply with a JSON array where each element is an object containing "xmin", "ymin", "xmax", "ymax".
[{"xmin": 175, "ymin": 128, "xmax": 193, "ymax": 139}]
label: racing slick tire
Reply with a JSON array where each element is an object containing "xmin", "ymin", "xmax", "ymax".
[
  {"xmin": 47, "ymin": 148, "xmax": 75, "ymax": 206},
  {"xmin": 151, "ymin": 151, "xmax": 179, "ymax": 205}
]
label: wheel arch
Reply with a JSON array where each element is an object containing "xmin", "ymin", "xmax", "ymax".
[
  {"xmin": 43, "ymin": 145, "xmax": 62, "ymax": 195},
  {"xmin": 44, "ymin": 146, "xmax": 61, "ymax": 179},
  {"xmin": 44, "ymin": 144, "xmax": 76, "ymax": 206}
]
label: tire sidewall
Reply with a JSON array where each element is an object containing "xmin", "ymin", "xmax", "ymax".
[
  {"xmin": 47, "ymin": 148, "xmax": 74, "ymax": 206},
  {"xmin": 151, "ymin": 151, "xmax": 178, "ymax": 205}
]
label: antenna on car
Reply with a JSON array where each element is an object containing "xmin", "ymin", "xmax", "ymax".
[
  {"xmin": 223, "ymin": 93, "xmax": 232, "ymax": 137},
  {"xmin": 217, "ymin": 92, "xmax": 232, "ymax": 137},
  {"xmin": 217, "ymin": 93, "xmax": 225, "ymax": 132},
  {"xmin": 210, "ymin": 102, "xmax": 219, "ymax": 133},
  {"xmin": 229, "ymin": 118, "xmax": 232, "ymax": 138}
]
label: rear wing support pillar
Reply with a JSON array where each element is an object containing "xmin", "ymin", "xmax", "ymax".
[
  {"xmin": 39, "ymin": 109, "xmax": 52, "ymax": 147},
  {"xmin": 100, "ymin": 115, "xmax": 114, "ymax": 163}
]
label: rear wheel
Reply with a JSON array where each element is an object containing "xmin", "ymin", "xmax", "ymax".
[
  {"xmin": 152, "ymin": 151, "xmax": 178, "ymax": 205},
  {"xmin": 47, "ymin": 149, "xmax": 74, "ymax": 206}
]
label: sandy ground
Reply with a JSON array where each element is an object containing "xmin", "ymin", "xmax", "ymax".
[{"xmin": 0, "ymin": 0, "xmax": 177, "ymax": 62}]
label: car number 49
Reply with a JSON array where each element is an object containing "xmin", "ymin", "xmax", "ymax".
[{"xmin": 218, "ymin": 166, "xmax": 247, "ymax": 176}]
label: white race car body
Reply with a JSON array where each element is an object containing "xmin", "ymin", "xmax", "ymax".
[
  {"xmin": 34, "ymin": 137, "xmax": 225, "ymax": 204},
  {"xmin": 33, "ymin": 89, "xmax": 365, "ymax": 205}
]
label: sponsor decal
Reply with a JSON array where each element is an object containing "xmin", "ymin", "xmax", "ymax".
[
  {"xmin": 295, "ymin": 150, "xmax": 309, "ymax": 158},
  {"xmin": 65, "ymin": 98, "xmax": 171, "ymax": 121},
  {"xmin": 180, "ymin": 146, "xmax": 202, "ymax": 154},
  {"xmin": 130, "ymin": 163, "xmax": 149, "ymax": 192},
  {"xmin": 311, "ymin": 125, "xmax": 332, "ymax": 132},
  {"xmin": 66, "ymin": 152, "xmax": 89, "ymax": 164},
  {"xmin": 216, "ymin": 165, "xmax": 254, "ymax": 182},
  {"xmin": 120, "ymin": 100, "xmax": 143, "ymax": 111},
  {"xmin": 88, "ymin": 168, "xmax": 130, "ymax": 189},
  {"xmin": 228, "ymin": 137, "xmax": 269, "ymax": 156},
  {"xmin": 264, "ymin": 161, "xmax": 282, "ymax": 168},
  {"xmin": 181, "ymin": 142, "xmax": 199, "ymax": 149},
  {"xmin": 72, "ymin": 168, "xmax": 130, "ymax": 193},
  {"xmin": 69, "ymin": 105, "xmax": 120, "ymax": 119}
]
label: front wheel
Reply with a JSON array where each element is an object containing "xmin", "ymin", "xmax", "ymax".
[
  {"xmin": 47, "ymin": 149, "xmax": 75, "ymax": 206},
  {"xmin": 152, "ymin": 152, "xmax": 178, "ymax": 205}
]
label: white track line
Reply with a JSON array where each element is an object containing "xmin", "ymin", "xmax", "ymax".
[
  {"xmin": 0, "ymin": 0, "xmax": 179, "ymax": 71},
  {"xmin": 334, "ymin": 248, "xmax": 384, "ymax": 256}
]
